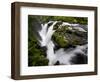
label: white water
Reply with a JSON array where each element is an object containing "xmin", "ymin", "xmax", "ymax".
[
  {"xmin": 39, "ymin": 21, "xmax": 57, "ymax": 47},
  {"xmin": 39, "ymin": 21, "xmax": 57, "ymax": 65},
  {"xmin": 62, "ymin": 22, "xmax": 87, "ymax": 32},
  {"xmin": 55, "ymin": 44, "xmax": 87, "ymax": 65},
  {"xmin": 38, "ymin": 21, "xmax": 87, "ymax": 65}
]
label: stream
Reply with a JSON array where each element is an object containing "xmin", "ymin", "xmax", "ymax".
[{"xmin": 38, "ymin": 21, "xmax": 87, "ymax": 65}]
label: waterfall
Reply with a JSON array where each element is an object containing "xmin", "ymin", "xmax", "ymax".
[
  {"xmin": 55, "ymin": 44, "xmax": 87, "ymax": 65},
  {"xmin": 39, "ymin": 21, "xmax": 57, "ymax": 65},
  {"xmin": 38, "ymin": 21, "xmax": 87, "ymax": 65}
]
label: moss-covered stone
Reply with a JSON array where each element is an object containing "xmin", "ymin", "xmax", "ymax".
[
  {"xmin": 52, "ymin": 32, "xmax": 69, "ymax": 47},
  {"xmin": 52, "ymin": 25, "xmax": 87, "ymax": 48}
]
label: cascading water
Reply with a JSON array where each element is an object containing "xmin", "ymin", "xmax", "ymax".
[
  {"xmin": 38, "ymin": 21, "xmax": 87, "ymax": 65},
  {"xmin": 39, "ymin": 21, "xmax": 57, "ymax": 65},
  {"xmin": 55, "ymin": 44, "xmax": 87, "ymax": 65}
]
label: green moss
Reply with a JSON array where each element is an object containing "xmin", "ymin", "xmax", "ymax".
[
  {"xmin": 28, "ymin": 15, "xmax": 88, "ymax": 25},
  {"xmin": 28, "ymin": 16, "xmax": 49, "ymax": 66},
  {"xmin": 52, "ymin": 31, "xmax": 69, "ymax": 48},
  {"xmin": 29, "ymin": 53, "xmax": 49, "ymax": 66},
  {"xmin": 52, "ymin": 25, "xmax": 87, "ymax": 48}
]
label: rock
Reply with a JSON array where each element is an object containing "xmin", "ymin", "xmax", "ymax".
[
  {"xmin": 53, "ymin": 21, "xmax": 63, "ymax": 30},
  {"xmin": 52, "ymin": 25, "xmax": 87, "ymax": 48},
  {"xmin": 70, "ymin": 53, "xmax": 87, "ymax": 64},
  {"xmin": 54, "ymin": 61, "xmax": 60, "ymax": 65}
]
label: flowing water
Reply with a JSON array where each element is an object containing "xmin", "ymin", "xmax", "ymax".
[{"xmin": 38, "ymin": 21, "xmax": 87, "ymax": 65}]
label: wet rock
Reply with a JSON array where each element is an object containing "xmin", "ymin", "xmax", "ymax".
[
  {"xmin": 52, "ymin": 25, "xmax": 87, "ymax": 48},
  {"xmin": 70, "ymin": 53, "xmax": 87, "ymax": 64},
  {"xmin": 53, "ymin": 21, "xmax": 63, "ymax": 30},
  {"xmin": 54, "ymin": 61, "xmax": 60, "ymax": 65}
]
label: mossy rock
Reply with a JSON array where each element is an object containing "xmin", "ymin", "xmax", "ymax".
[
  {"xmin": 52, "ymin": 25, "xmax": 87, "ymax": 48},
  {"xmin": 52, "ymin": 32, "xmax": 69, "ymax": 47}
]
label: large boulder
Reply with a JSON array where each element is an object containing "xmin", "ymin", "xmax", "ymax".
[{"xmin": 52, "ymin": 24, "xmax": 87, "ymax": 48}]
